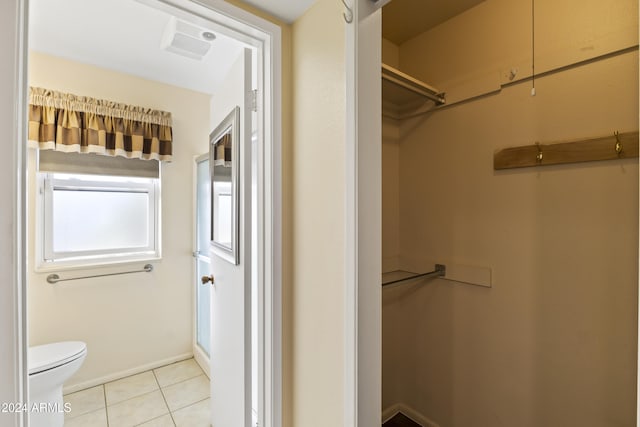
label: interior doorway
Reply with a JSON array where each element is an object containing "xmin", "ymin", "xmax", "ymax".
[{"xmin": 16, "ymin": 0, "xmax": 282, "ymax": 425}]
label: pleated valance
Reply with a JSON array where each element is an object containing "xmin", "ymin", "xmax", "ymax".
[{"xmin": 28, "ymin": 87, "xmax": 173, "ymax": 161}]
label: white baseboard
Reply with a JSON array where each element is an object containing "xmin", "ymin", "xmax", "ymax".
[
  {"xmin": 382, "ymin": 402, "xmax": 441, "ymax": 427},
  {"xmin": 63, "ymin": 352, "xmax": 194, "ymax": 394},
  {"xmin": 192, "ymin": 345, "xmax": 210, "ymax": 379}
]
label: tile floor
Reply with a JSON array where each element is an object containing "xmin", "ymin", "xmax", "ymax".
[{"xmin": 63, "ymin": 358, "xmax": 210, "ymax": 427}]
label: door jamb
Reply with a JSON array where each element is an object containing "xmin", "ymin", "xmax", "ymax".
[{"xmin": 345, "ymin": 0, "xmax": 382, "ymax": 425}]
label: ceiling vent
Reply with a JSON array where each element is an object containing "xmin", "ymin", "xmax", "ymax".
[{"xmin": 161, "ymin": 17, "xmax": 216, "ymax": 60}]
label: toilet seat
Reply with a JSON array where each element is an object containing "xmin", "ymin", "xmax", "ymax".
[{"xmin": 28, "ymin": 341, "xmax": 87, "ymax": 375}]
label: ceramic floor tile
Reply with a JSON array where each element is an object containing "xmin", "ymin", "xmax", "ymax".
[
  {"xmin": 64, "ymin": 385, "xmax": 106, "ymax": 419},
  {"xmin": 161, "ymin": 375, "xmax": 209, "ymax": 412},
  {"xmin": 63, "ymin": 408, "xmax": 108, "ymax": 427},
  {"xmin": 171, "ymin": 398, "xmax": 211, "ymax": 427},
  {"xmin": 107, "ymin": 390, "xmax": 168, "ymax": 427},
  {"xmin": 153, "ymin": 359, "xmax": 204, "ymax": 388},
  {"xmin": 105, "ymin": 371, "xmax": 159, "ymax": 405},
  {"xmin": 136, "ymin": 413, "xmax": 176, "ymax": 426}
]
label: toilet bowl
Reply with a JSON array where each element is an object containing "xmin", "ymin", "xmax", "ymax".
[{"xmin": 28, "ymin": 341, "xmax": 87, "ymax": 427}]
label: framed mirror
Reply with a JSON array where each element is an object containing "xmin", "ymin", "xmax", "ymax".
[{"xmin": 209, "ymin": 106, "xmax": 240, "ymax": 264}]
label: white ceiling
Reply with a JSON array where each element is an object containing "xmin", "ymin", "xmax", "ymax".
[
  {"xmin": 241, "ymin": 0, "xmax": 317, "ymax": 23},
  {"xmin": 29, "ymin": 0, "xmax": 479, "ymax": 94},
  {"xmin": 29, "ymin": 0, "xmax": 247, "ymax": 95}
]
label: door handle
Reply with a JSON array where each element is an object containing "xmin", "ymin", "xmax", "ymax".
[{"xmin": 201, "ymin": 274, "xmax": 215, "ymax": 285}]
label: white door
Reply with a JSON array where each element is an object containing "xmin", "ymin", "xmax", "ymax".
[{"xmin": 208, "ymin": 48, "xmax": 254, "ymax": 427}]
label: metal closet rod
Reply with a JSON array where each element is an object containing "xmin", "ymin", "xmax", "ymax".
[
  {"xmin": 382, "ymin": 264, "xmax": 446, "ymax": 287},
  {"xmin": 46, "ymin": 264, "xmax": 153, "ymax": 284}
]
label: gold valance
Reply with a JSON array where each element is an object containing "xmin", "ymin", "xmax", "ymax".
[{"xmin": 28, "ymin": 87, "xmax": 173, "ymax": 161}]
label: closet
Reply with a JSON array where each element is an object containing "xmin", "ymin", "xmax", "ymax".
[{"xmin": 379, "ymin": 1, "xmax": 639, "ymax": 426}]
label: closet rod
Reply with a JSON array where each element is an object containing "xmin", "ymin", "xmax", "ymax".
[
  {"xmin": 382, "ymin": 264, "xmax": 446, "ymax": 287},
  {"xmin": 381, "ymin": 64, "xmax": 446, "ymax": 105},
  {"xmin": 46, "ymin": 264, "xmax": 153, "ymax": 284}
]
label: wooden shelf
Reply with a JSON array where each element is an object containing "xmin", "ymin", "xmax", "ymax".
[
  {"xmin": 382, "ymin": 63, "xmax": 445, "ymax": 120},
  {"xmin": 494, "ymin": 131, "xmax": 639, "ymax": 170}
]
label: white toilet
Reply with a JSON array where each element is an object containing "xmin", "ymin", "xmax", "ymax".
[{"xmin": 28, "ymin": 341, "xmax": 87, "ymax": 427}]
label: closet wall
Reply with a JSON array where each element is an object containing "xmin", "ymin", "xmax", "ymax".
[
  {"xmin": 382, "ymin": 39, "xmax": 401, "ymax": 272},
  {"xmin": 382, "ymin": 0, "xmax": 639, "ymax": 426}
]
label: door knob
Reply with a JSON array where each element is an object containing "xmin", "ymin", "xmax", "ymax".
[{"xmin": 201, "ymin": 275, "xmax": 215, "ymax": 284}]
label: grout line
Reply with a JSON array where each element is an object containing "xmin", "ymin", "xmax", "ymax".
[
  {"xmin": 167, "ymin": 394, "xmax": 210, "ymax": 414},
  {"xmin": 102, "ymin": 385, "xmax": 110, "ymax": 427},
  {"xmin": 132, "ymin": 413, "xmax": 174, "ymax": 427},
  {"xmin": 103, "ymin": 368, "xmax": 158, "ymax": 387},
  {"xmin": 160, "ymin": 372, "xmax": 207, "ymax": 390},
  {"xmin": 104, "ymin": 372, "xmax": 161, "ymax": 407},
  {"xmin": 155, "ymin": 359, "xmax": 205, "ymax": 389},
  {"xmin": 153, "ymin": 369, "xmax": 177, "ymax": 426},
  {"xmin": 71, "ymin": 359, "xmax": 203, "ymax": 427}
]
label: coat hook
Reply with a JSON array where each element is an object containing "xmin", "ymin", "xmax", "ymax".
[
  {"xmin": 535, "ymin": 142, "xmax": 543, "ymax": 163},
  {"xmin": 341, "ymin": 0, "xmax": 353, "ymax": 23},
  {"xmin": 614, "ymin": 131, "xmax": 623, "ymax": 156}
]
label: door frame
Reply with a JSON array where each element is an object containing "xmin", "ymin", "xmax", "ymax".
[
  {"xmin": 344, "ymin": 0, "xmax": 382, "ymax": 425},
  {"xmin": 4, "ymin": 0, "xmax": 282, "ymax": 426}
]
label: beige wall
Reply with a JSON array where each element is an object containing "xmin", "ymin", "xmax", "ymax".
[
  {"xmin": 382, "ymin": 39, "xmax": 401, "ymax": 272},
  {"xmin": 291, "ymin": 0, "xmax": 346, "ymax": 424},
  {"xmin": 399, "ymin": 0, "xmax": 638, "ymax": 106},
  {"xmin": 28, "ymin": 52, "xmax": 211, "ymax": 390},
  {"xmin": 382, "ymin": 37, "xmax": 399, "ymax": 68},
  {"xmin": 382, "ymin": 0, "xmax": 639, "ymax": 426},
  {"xmin": 382, "ymin": 116, "xmax": 400, "ymax": 272}
]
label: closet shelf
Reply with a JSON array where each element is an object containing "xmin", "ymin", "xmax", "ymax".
[
  {"xmin": 382, "ymin": 265, "xmax": 446, "ymax": 287},
  {"xmin": 382, "ymin": 63, "xmax": 445, "ymax": 120}
]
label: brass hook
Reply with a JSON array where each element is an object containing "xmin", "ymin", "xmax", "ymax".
[
  {"xmin": 535, "ymin": 142, "xmax": 543, "ymax": 163},
  {"xmin": 614, "ymin": 131, "xmax": 623, "ymax": 156}
]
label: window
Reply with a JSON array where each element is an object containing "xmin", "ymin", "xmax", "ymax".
[
  {"xmin": 38, "ymin": 173, "xmax": 160, "ymax": 268},
  {"xmin": 212, "ymin": 181, "xmax": 232, "ymax": 246}
]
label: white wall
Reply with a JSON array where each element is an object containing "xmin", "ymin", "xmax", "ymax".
[{"xmin": 27, "ymin": 52, "xmax": 211, "ymax": 390}]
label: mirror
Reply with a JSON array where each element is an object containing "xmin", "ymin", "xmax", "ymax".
[{"xmin": 209, "ymin": 106, "xmax": 240, "ymax": 264}]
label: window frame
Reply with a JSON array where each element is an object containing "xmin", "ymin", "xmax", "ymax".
[{"xmin": 36, "ymin": 172, "xmax": 161, "ymax": 271}]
